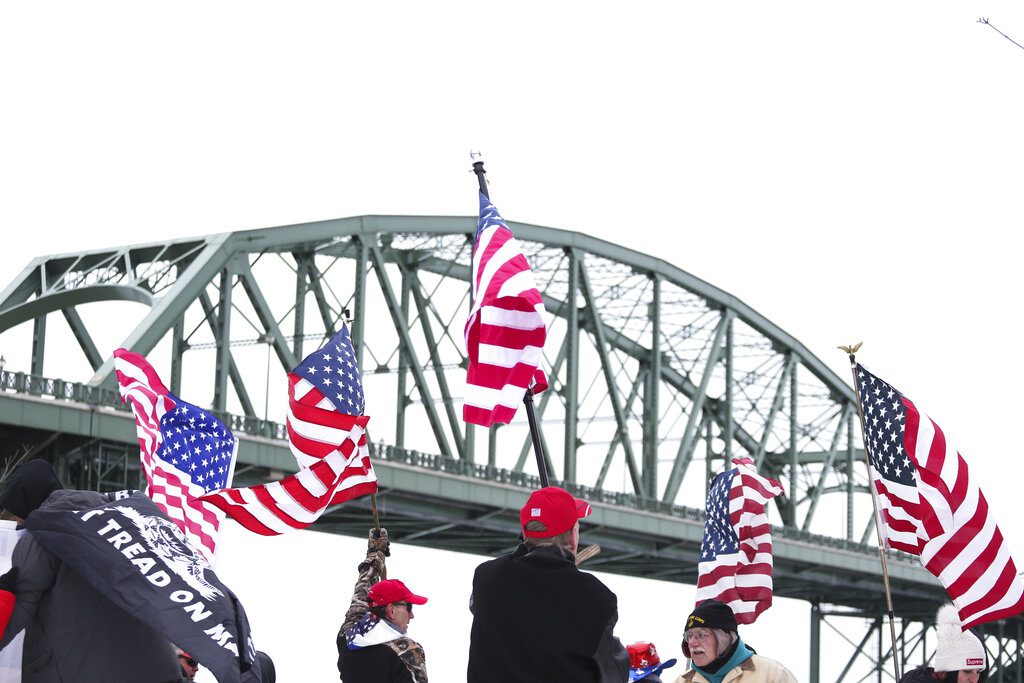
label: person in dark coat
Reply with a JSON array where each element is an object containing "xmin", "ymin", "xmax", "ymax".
[
  {"xmin": 337, "ymin": 528, "xmax": 428, "ymax": 683},
  {"xmin": 898, "ymin": 604, "xmax": 987, "ymax": 683},
  {"xmin": 467, "ymin": 486, "xmax": 629, "ymax": 682},
  {"xmin": 0, "ymin": 459, "xmax": 181, "ymax": 683},
  {"xmin": 240, "ymin": 650, "xmax": 276, "ymax": 683}
]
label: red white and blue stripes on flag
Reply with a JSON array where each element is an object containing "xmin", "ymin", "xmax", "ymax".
[
  {"xmin": 856, "ymin": 363, "xmax": 1024, "ymax": 629},
  {"xmin": 463, "ymin": 192, "xmax": 548, "ymax": 426},
  {"xmin": 199, "ymin": 325, "xmax": 378, "ymax": 535},
  {"xmin": 695, "ymin": 456, "xmax": 783, "ymax": 625},
  {"xmin": 114, "ymin": 349, "xmax": 237, "ymax": 563}
]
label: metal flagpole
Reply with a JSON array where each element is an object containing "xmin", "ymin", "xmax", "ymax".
[
  {"xmin": 471, "ymin": 158, "xmax": 550, "ymax": 488},
  {"xmin": 838, "ymin": 342, "xmax": 901, "ymax": 682},
  {"xmin": 343, "ymin": 307, "xmax": 382, "ymax": 532}
]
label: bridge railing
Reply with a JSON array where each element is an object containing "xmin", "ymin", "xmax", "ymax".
[{"xmin": 0, "ymin": 369, "xmax": 914, "ymax": 565}]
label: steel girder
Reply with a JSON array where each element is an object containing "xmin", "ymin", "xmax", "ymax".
[{"xmin": 0, "ymin": 215, "xmax": 868, "ymax": 538}]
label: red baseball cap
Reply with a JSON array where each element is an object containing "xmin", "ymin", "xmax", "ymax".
[
  {"xmin": 367, "ymin": 579, "xmax": 428, "ymax": 607},
  {"xmin": 520, "ymin": 486, "xmax": 592, "ymax": 538}
]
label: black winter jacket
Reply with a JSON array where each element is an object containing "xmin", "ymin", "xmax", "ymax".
[
  {"xmin": 467, "ymin": 544, "xmax": 629, "ymax": 683},
  {"xmin": 0, "ymin": 490, "xmax": 181, "ymax": 683},
  {"xmin": 339, "ymin": 641, "xmax": 415, "ymax": 683}
]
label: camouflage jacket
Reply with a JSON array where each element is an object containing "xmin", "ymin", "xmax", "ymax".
[{"xmin": 339, "ymin": 543, "xmax": 427, "ymax": 683}]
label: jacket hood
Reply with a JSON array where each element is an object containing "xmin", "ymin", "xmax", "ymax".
[
  {"xmin": 0, "ymin": 460, "xmax": 63, "ymax": 518},
  {"xmin": 38, "ymin": 488, "xmax": 122, "ymax": 513}
]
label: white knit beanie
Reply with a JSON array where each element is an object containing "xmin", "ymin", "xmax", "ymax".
[{"xmin": 933, "ymin": 604, "xmax": 986, "ymax": 673}]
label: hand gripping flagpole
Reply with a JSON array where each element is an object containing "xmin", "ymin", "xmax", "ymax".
[
  {"xmin": 472, "ymin": 157, "xmax": 550, "ymax": 488},
  {"xmin": 838, "ymin": 342, "xmax": 901, "ymax": 681}
]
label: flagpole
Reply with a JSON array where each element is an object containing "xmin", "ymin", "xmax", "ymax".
[
  {"xmin": 343, "ymin": 308, "xmax": 382, "ymax": 533},
  {"xmin": 471, "ymin": 158, "xmax": 550, "ymax": 488},
  {"xmin": 839, "ymin": 343, "xmax": 901, "ymax": 682}
]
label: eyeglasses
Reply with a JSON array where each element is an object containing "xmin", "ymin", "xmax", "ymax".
[
  {"xmin": 394, "ymin": 601, "xmax": 413, "ymax": 613},
  {"xmin": 683, "ymin": 628, "xmax": 715, "ymax": 642},
  {"xmin": 178, "ymin": 655, "xmax": 199, "ymax": 668}
]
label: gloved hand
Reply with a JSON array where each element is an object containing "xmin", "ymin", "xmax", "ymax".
[
  {"xmin": 0, "ymin": 567, "xmax": 17, "ymax": 593},
  {"xmin": 368, "ymin": 527, "xmax": 390, "ymax": 557}
]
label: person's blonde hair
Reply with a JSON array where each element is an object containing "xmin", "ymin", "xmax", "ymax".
[{"xmin": 523, "ymin": 523, "xmax": 575, "ymax": 557}]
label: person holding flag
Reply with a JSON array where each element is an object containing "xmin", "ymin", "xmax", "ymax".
[
  {"xmin": 337, "ymin": 527, "xmax": 429, "ymax": 683},
  {"xmin": 0, "ymin": 460, "xmax": 183, "ymax": 683},
  {"xmin": 467, "ymin": 486, "xmax": 628, "ymax": 682}
]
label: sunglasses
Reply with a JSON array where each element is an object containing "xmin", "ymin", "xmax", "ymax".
[
  {"xmin": 179, "ymin": 655, "xmax": 199, "ymax": 668},
  {"xmin": 394, "ymin": 601, "xmax": 414, "ymax": 613}
]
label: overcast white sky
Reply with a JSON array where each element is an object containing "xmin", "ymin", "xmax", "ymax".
[{"xmin": 3, "ymin": 2, "xmax": 1024, "ymax": 681}]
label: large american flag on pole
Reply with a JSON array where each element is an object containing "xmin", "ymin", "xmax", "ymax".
[
  {"xmin": 199, "ymin": 325, "xmax": 377, "ymax": 535},
  {"xmin": 856, "ymin": 363, "xmax": 1024, "ymax": 629},
  {"xmin": 114, "ymin": 349, "xmax": 237, "ymax": 563},
  {"xmin": 695, "ymin": 456, "xmax": 783, "ymax": 624},
  {"xmin": 463, "ymin": 192, "xmax": 548, "ymax": 427}
]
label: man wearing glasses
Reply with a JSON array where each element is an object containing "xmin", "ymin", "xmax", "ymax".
[
  {"xmin": 337, "ymin": 528, "xmax": 428, "ymax": 683},
  {"xmin": 176, "ymin": 647, "xmax": 199, "ymax": 681},
  {"xmin": 678, "ymin": 600, "xmax": 796, "ymax": 682}
]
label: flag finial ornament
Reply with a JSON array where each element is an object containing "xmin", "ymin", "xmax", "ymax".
[{"xmin": 837, "ymin": 342, "xmax": 863, "ymax": 355}]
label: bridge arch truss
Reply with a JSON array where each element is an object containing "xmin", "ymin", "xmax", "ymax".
[{"xmin": 0, "ymin": 215, "xmax": 870, "ymax": 539}]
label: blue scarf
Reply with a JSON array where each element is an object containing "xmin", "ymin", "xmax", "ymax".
[{"xmin": 691, "ymin": 637, "xmax": 754, "ymax": 683}]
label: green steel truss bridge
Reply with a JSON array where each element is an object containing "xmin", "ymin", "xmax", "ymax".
[{"xmin": 0, "ymin": 216, "xmax": 1020, "ymax": 680}]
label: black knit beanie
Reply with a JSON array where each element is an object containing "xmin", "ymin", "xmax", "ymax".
[
  {"xmin": 0, "ymin": 460, "xmax": 63, "ymax": 519},
  {"xmin": 685, "ymin": 599, "xmax": 738, "ymax": 633}
]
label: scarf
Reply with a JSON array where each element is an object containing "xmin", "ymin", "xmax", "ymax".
[{"xmin": 691, "ymin": 637, "xmax": 754, "ymax": 683}]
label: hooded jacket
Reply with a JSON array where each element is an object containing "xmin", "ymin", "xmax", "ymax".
[
  {"xmin": 467, "ymin": 543, "xmax": 629, "ymax": 683},
  {"xmin": 0, "ymin": 489, "xmax": 181, "ymax": 683}
]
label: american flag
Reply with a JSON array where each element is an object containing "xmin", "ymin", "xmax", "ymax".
[
  {"xmin": 463, "ymin": 192, "xmax": 548, "ymax": 427},
  {"xmin": 113, "ymin": 349, "xmax": 237, "ymax": 563},
  {"xmin": 856, "ymin": 363, "xmax": 1024, "ymax": 629},
  {"xmin": 695, "ymin": 456, "xmax": 783, "ymax": 624},
  {"xmin": 199, "ymin": 325, "xmax": 377, "ymax": 535}
]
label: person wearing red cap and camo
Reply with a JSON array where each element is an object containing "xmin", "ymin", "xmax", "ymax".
[
  {"xmin": 898, "ymin": 604, "xmax": 987, "ymax": 683},
  {"xmin": 467, "ymin": 486, "xmax": 629, "ymax": 682},
  {"xmin": 628, "ymin": 641, "xmax": 678, "ymax": 682},
  {"xmin": 337, "ymin": 528, "xmax": 428, "ymax": 683},
  {"xmin": 677, "ymin": 599, "xmax": 796, "ymax": 682}
]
